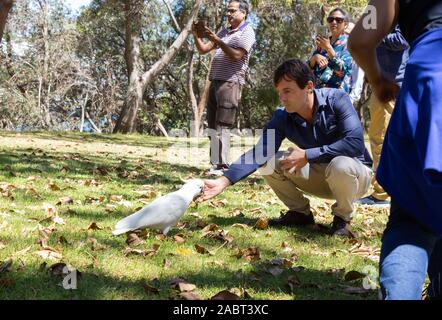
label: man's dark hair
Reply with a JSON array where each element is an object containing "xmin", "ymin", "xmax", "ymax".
[
  {"xmin": 329, "ymin": 7, "xmax": 350, "ymax": 23},
  {"xmin": 230, "ymin": 0, "xmax": 249, "ymax": 16},
  {"xmin": 274, "ymin": 59, "xmax": 315, "ymax": 89}
]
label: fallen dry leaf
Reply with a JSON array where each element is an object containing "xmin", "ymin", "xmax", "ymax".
[
  {"xmin": 209, "ymin": 199, "xmax": 229, "ymax": 208},
  {"xmin": 57, "ymin": 236, "xmax": 69, "ymax": 245},
  {"xmin": 211, "ymin": 290, "xmax": 240, "ymax": 300},
  {"xmin": 146, "ymin": 244, "xmax": 161, "ymax": 257},
  {"xmin": 87, "ymin": 222, "xmax": 102, "ymax": 231},
  {"xmin": 340, "ymin": 285, "xmax": 374, "ymax": 295},
  {"xmin": 287, "ymin": 274, "xmax": 301, "ymax": 292},
  {"xmin": 169, "ymin": 278, "xmax": 197, "ymax": 292},
  {"xmin": 177, "ymin": 282, "xmax": 196, "ymax": 292},
  {"xmin": 189, "ymin": 212, "xmax": 201, "ymax": 219},
  {"xmin": 47, "ymin": 262, "xmax": 67, "ymax": 277},
  {"xmin": 195, "ymin": 244, "xmax": 210, "ymax": 255},
  {"xmin": 0, "ymin": 259, "xmax": 13, "ymax": 274},
  {"xmin": 231, "ymin": 223, "xmax": 249, "ymax": 230},
  {"xmin": 133, "ymin": 229, "xmax": 150, "ymax": 239},
  {"xmin": 196, "ymin": 219, "xmax": 209, "ymax": 229},
  {"xmin": 126, "ymin": 233, "xmax": 144, "ymax": 247},
  {"xmin": 142, "ymin": 282, "xmax": 160, "ymax": 295},
  {"xmin": 109, "ymin": 195, "xmax": 123, "ymax": 203},
  {"xmin": 265, "ymin": 265, "xmax": 284, "ymax": 277},
  {"xmin": 344, "ymin": 270, "xmax": 366, "ymax": 282},
  {"xmin": 180, "ymin": 292, "xmax": 202, "ymax": 300},
  {"xmin": 37, "ymin": 237, "xmax": 49, "ymax": 248},
  {"xmin": 254, "ymin": 218, "xmax": 269, "ymax": 230},
  {"xmin": 163, "ymin": 259, "xmax": 171, "ymax": 270},
  {"xmin": 57, "ymin": 197, "xmax": 74, "ymax": 206},
  {"xmin": 229, "ymin": 208, "xmax": 243, "ymax": 217},
  {"xmin": 35, "ymin": 248, "xmax": 63, "ymax": 261},
  {"xmin": 124, "ymin": 248, "xmax": 146, "ymax": 256},
  {"xmin": 0, "ymin": 221, "xmax": 8, "ymax": 231},
  {"xmin": 0, "ymin": 278, "xmax": 16, "ymax": 287},
  {"xmin": 11, "ymin": 246, "xmax": 32, "ymax": 258},
  {"xmin": 105, "ymin": 204, "xmax": 117, "ymax": 213},
  {"xmin": 176, "ymin": 247, "xmax": 193, "ymax": 256},
  {"xmin": 48, "ymin": 182, "xmax": 61, "ymax": 191},
  {"xmin": 155, "ymin": 234, "xmax": 166, "ymax": 241},
  {"xmin": 173, "ymin": 235, "xmax": 185, "ymax": 244},
  {"xmin": 248, "ymin": 207, "xmax": 263, "ymax": 214},
  {"xmin": 43, "ymin": 203, "xmax": 57, "ymax": 217},
  {"xmin": 201, "ymin": 223, "xmax": 218, "ymax": 233},
  {"xmin": 52, "ymin": 216, "xmax": 65, "ymax": 225},
  {"xmin": 82, "ymin": 179, "xmax": 100, "ymax": 187},
  {"xmin": 214, "ymin": 230, "xmax": 234, "ymax": 243},
  {"xmin": 88, "ymin": 238, "xmax": 106, "ymax": 251},
  {"xmin": 270, "ymin": 257, "xmax": 294, "ymax": 269},
  {"xmin": 235, "ymin": 247, "xmax": 260, "ymax": 262},
  {"xmin": 39, "ymin": 225, "xmax": 57, "ymax": 237}
]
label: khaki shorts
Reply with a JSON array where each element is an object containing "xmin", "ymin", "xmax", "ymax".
[{"xmin": 207, "ymin": 80, "xmax": 241, "ymax": 128}]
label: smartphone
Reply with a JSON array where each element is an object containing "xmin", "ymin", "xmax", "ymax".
[
  {"xmin": 315, "ymin": 25, "xmax": 329, "ymax": 38},
  {"xmin": 195, "ymin": 20, "xmax": 207, "ymax": 38}
]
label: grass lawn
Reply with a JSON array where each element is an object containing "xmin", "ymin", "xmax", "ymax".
[{"xmin": 0, "ymin": 131, "xmax": 388, "ymax": 300}]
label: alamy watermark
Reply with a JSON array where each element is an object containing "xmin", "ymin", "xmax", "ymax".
[
  {"xmin": 165, "ymin": 122, "xmax": 281, "ymax": 174},
  {"xmin": 362, "ymin": 265, "xmax": 379, "ymax": 290},
  {"xmin": 62, "ymin": 266, "xmax": 78, "ymax": 290},
  {"xmin": 362, "ymin": 5, "xmax": 377, "ymax": 30}
]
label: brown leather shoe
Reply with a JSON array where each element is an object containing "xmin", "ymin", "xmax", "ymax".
[
  {"xmin": 269, "ymin": 210, "xmax": 315, "ymax": 227},
  {"xmin": 331, "ymin": 216, "xmax": 356, "ymax": 238}
]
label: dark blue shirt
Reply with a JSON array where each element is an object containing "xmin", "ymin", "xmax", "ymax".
[
  {"xmin": 376, "ymin": 25, "xmax": 409, "ymax": 86},
  {"xmin": 224, "ymin": 88, "xmax": 372, "ymax": 184},
  {"xmin": 377, "ymin": 28, "xmax": 442, "ymax": 236}
]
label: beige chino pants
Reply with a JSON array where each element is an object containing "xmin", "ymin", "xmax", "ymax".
[
  {"xmin": 260, "ymin": 152, "xmax": 373, "ymax": 222},
  {"xmin": 368, "ymin": 95, "xmax": 395, "ymax": 201}
]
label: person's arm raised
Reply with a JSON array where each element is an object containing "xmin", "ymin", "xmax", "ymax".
[
  {"xmin": 348, "ymin": 0, "xmax": 400, "ymax": 102},
  {"xmin": 192, "ymin": 28, "xmax": 216, "ymax": 54},
  {"xmin": 204, "ymin": 27, "xmax": 247, "ymax": 61}
]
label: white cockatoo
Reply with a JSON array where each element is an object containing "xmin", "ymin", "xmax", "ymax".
[{"xmin": 112, "ymin": 179, "xmax": 204, "ymax": 236}]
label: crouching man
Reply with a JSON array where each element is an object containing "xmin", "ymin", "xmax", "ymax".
[{"xmin": 202, "ymin": 59, "xmax": 373, "ymax": 237}]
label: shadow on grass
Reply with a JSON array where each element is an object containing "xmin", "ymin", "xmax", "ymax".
[
  {"xmin": 0, "ymin": 131, "xmax": 212, "ymax": 150},
  {"xmin": 0, "ymin": 264, "xmax": 377, "ymax": 300},
  {"xmin": 0, "ymin": 148, "xmax": 204, "ymax": 188}
]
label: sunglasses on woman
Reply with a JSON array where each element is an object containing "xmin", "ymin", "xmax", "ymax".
[{"xmin": 327, "ymin": 17, "xmax": 345, "ymax": 24}]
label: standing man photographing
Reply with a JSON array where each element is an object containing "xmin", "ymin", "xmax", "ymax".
[{"xmin": 192, "ymin": 0, "xmax": 256, "ymax": 176}]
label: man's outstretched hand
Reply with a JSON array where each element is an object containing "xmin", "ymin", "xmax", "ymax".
[{"xmin": 201, "ymin": 176, "xmax": 231, "ymax": 201}]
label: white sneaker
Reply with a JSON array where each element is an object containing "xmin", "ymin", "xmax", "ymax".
[{"xmin": 208, "ymin": 165, "xmax": 227, "ymax": 177}]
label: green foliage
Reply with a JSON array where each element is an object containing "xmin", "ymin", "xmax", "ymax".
[{"xmin": 0, "ymin": 0, "xmax": 369, "ymax": 133}]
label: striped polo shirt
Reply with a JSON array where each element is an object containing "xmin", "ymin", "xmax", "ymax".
[{"xmin": 209, "ymin": 22, "xmax": 256, "ymax": 85}]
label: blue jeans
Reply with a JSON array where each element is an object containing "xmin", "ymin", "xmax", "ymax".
[{"xmin": 379, "ymin": 200, "xmax": 442, "ymax": 300}]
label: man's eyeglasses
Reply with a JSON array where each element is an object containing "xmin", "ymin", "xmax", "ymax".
[
  {"xmin": 327, "ymin": 17, "xmax": 345, "ymax": 24},
  {"xmin": 226, "ymin": 9, "xmax": 240, "ymax": 15}
]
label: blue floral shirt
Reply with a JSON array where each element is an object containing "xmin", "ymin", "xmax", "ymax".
[{"xmin": 311, "ymin": 34, "xmax": 353, "ymax": 93}]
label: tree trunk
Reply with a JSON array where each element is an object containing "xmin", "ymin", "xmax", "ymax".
[
  {"xmin": 37, "ymin": 0, "xmax": 52, "ymax": 128},
  {"xmin": 187, "ymin": 50, "xmax": 199, "ymax": 137},
  {"xmin": 0, "ymin": 0, "xmax": 14, "ymax": 43},
  {"xmin": 188, "ymin": 53, "xmax": 213, "ymax": 137},
  {"xmin": 196, "ymin": 54, "xmax": 214, "ymax": 134},
  {"xmin": 114, "ymin": 0, "xmax": 203, "ymax": 134}
]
